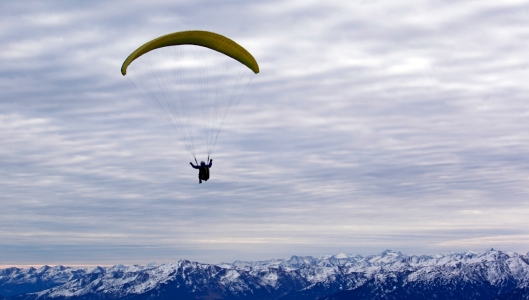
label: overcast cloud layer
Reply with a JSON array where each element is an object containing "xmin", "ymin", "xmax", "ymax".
[{"xmin": 1, "ymin": 0, "xmax": 529, "ymax": 266}]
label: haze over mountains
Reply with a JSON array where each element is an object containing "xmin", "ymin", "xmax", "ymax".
[{"xmin": 2, "ymin": 249, "xmax": 529, "ymax": 300}]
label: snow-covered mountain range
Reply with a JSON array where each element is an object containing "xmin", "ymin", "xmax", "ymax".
[{"xmin": 2, "ymin": 249, "xmax": 529, "ymax": 300}]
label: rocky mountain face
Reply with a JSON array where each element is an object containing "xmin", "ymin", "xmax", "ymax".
[{"xmin": 2, "ymin": 249, "xmax": 529, "ymax": 300}]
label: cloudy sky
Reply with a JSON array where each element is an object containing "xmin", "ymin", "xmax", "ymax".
[{"xmin": 1, "ymin": 0, "xmax": 529, "ymax": 267}]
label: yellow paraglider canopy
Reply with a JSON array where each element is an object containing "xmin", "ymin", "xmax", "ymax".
[{"xmin": 121, "ymin": 30, "xmax": 259, "ymax": 75}]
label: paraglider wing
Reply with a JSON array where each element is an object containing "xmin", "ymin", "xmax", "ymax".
[
  {"xmin": 121, "ymin": 30, "xmax": 259, "ymax": 75},
  {"xmin": 121, "ymin": 30, "xmax": 258, "ymax": 161}
]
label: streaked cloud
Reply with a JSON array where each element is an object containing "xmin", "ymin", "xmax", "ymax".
[{"xmin": 1, "ymin": 0, "xmax": 529, "ymax": 265}]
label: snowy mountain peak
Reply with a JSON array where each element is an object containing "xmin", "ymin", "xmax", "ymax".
[
  {"xmin": 333, "ymin": 252, "xmax": 349, "ymax": 259},
  {"xmin": 379, "ymin": 249, "xmax": 403, "ymax": 257}
]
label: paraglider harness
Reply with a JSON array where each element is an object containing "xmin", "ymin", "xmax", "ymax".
[
  {"xmin": 199, "ymin": 165, "xmax": 210, "ymax": 182},
  {"xmin": 191, "ymin": 157, "xmax": 211, "ymax": 184}
]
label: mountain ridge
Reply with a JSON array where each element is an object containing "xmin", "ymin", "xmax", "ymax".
[{"xmin": 2, "ymin": 249, "xmax": 529, "ymax": 300}]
